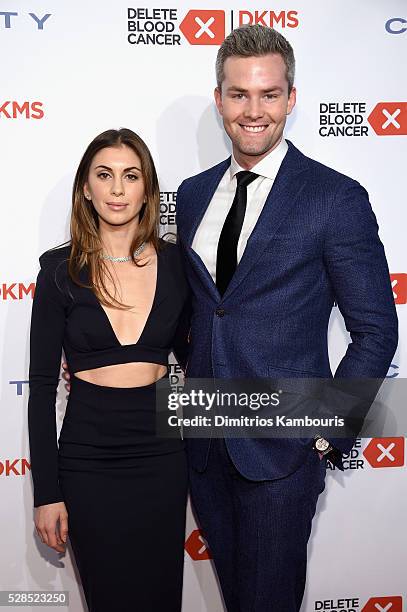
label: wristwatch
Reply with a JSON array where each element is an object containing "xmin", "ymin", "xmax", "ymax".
[{"xmin": 313, "ymin": 435, "xmax": 332, "ymax": 456}]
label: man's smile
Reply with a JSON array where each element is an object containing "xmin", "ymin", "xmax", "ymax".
[{"xmin": 239, "ymin": 124, "xmax": 269, "ymax": 133}]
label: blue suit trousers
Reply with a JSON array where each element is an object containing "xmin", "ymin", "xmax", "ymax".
[{"xmin": 188, "ymin": 438, "xmax": 327, "ymax": 612}]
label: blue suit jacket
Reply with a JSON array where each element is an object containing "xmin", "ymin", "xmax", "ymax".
[{"xmin": 175, "ymin": 140, "xmax": 398, "ymax": 480}]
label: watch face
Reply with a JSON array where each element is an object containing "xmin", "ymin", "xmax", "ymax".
[{"xmin": 315, "ymin": 438, "xmax": 330, "ymax": 452}]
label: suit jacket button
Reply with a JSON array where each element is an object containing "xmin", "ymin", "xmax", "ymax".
[{"xmin": 215, "ymin": 308, "xmax": 225, "ymax": 317}]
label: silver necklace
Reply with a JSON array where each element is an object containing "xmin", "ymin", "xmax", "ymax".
[{"xmin": 101, "ymin": 241, "xmax": 147, "ymax": 263}]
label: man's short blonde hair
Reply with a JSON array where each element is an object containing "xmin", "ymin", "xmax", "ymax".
[{"xmin": 216, "ymin": 25, "xmax": 295, "ymax": 94}]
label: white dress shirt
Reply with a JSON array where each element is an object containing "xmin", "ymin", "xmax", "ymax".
[{"xmin": 192, "ymin": 138, "xmax": 288, "ymax": 282}]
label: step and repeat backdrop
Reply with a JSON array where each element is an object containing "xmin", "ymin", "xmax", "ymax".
[{"xmin": 1, "ymin": 1, "xmax": 406, "ymax": 610}]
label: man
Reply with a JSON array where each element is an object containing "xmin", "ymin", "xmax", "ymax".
[{"xmin": 175, "ymin": 25, "xmax": 398, "ymax": 611}]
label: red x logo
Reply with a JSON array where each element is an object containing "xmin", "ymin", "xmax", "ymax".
[
  {"xmin": 363, "ymin": 438, "xmax": 405, "ymax": 468},
  {"xmin": 390, "ymin": 273, "xmax": 407, "ymax": 304},
  {"xmin": 368, "ymin": 102, "xmax": 407, "ymax": 135},
  {"xmin": 184, "ymin": 528, "xmax": 212, "ymax": 560},
  {"xmin": 362, "ymin": 596, "xmax": 402, "ymax": 611},
  {"xmin": 180, "ymin": 10, "xmax": 225, "ymax": 45}
]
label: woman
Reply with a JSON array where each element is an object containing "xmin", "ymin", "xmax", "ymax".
[{"xmin": 28, "ymin": 128, "xmax": 191, "ymax": 611}]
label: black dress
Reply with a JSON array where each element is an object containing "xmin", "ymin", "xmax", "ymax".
[{"xmin": 28, "ymin": 239, "xmax": 191, "ymax": 612}]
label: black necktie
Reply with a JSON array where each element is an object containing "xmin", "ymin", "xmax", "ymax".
[{"xmin": 216, "ymin": 170, "xmax": 258, "ymax": 296}]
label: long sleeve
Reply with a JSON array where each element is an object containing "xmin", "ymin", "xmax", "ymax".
[
  {"xmin": 324, "ymin": 182, "xmax": 398, "ymax": 378},
  {"xmin": 167, "ymin": 239, "xmax": 192, "ymax": 373},
  {"xmin": 28, "ymin": 254, "xmax": 67, "ymax": 507},
  {"xmin": 321, "ymin": 182, "xmax": 398, "ymax": 458},
  {"xmin": 172, "ymin": 293, "xmax": 192, "ymax": 373}
]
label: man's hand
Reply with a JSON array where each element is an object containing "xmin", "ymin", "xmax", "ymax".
[
  {"xmin": 61, "ymin": 361, "xmax": 71, "ymax": 393},
  {"xmin": 35, "ymin": 502, "xmax": 68, "ymax": 553}
]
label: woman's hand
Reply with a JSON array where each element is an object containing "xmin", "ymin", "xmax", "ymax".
[
  {"xmin": 61, "ymin": 361, "xmax": 71, "ymax": 393},
  {"xmin": 35, "ymin": 502, "xmax": 68, "ymax": 553}
]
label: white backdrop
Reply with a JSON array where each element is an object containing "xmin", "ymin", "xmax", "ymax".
[{"xmin": 1, "ymin": 1, "xmax": 406, "ymax": 610}]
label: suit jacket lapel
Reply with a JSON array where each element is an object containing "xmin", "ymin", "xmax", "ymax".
[
  {"xmin": 181, "ymin": 159, "xmax": 230, "ymax": 300},
  {"xmin": 183, "ymin": 158, "xmax": 230, "ymax": 248},
  {"xmin": 179, "ymin": 141, "xmax": 310, "ymax": 303},
  {"xmin": 222, "ymin": 141, "xmax": 309, "ymax": 301}
]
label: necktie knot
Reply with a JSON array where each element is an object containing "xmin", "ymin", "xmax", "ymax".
[{"xmin": 236, "ymin": 170, "xmax": 258, "ymax": 189}]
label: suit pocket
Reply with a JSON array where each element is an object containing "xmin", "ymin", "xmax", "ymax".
[{"xmin": 267, "ymin": 363, "xmax": 325, "ymax": 378}]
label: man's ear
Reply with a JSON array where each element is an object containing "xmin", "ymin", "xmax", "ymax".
[
  {"xmin": 287, "ymin": 86, "xmax": 296, "ymax": 116},
  {"xmin": 214, "ymin": 86, "xmax": 223, "ymax": 116}
]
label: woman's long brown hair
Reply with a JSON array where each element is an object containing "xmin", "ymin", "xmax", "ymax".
[{"xmin": 68, "ymin": 128, "xmax": 161, "ymax": 309}]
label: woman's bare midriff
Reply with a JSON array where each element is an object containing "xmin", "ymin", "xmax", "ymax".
[{"xmin": 74, "ymin": 362, "xmax": 168, "ymax": 388}]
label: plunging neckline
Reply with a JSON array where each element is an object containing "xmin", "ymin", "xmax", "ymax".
[{"xmin": 94, "ymin": 249, "xmax": 160, "ymax": 348}]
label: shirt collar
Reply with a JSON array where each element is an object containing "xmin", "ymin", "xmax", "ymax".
[{"xmin": 229, "ymin": 137, "xmax": 288, "ymax": 181}]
